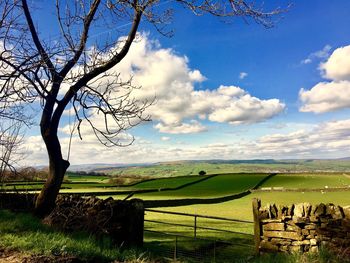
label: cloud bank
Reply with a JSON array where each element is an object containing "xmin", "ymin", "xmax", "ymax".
[
  {"xmin": 299, "ymin": 45, "xmax": 350, "ymax": 113},
  {"xmin": 21, "ymin": 118, "xmax": 350, "ymax": 166}
]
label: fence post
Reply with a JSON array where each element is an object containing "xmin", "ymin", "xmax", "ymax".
[
  {"xmin": 174, "ymin": 236, "xmax": 177, "ymax": 261},
  {"xmin": 128, "ymin": 199, "xmax": 144, "ymax": 246},
  {"xmin": 252, "ymin": 198, "xmax": 262, "ymax": 255},
  {"xmin": 213, "ymin": 240, "xmax": 216, "ymax": 263},
  {"xmin": 194, "ymin": 215, "xmax": 197, "ymax": 238}
]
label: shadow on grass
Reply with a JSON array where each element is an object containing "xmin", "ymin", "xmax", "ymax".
[{"xmin": 0, "ymin": 210, "xmax": 144, "ymax": 263}]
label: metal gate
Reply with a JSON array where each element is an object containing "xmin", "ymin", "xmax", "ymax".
[{"xmin": 143, "ymin": 208, "xmax": 255, "ymax": 262}]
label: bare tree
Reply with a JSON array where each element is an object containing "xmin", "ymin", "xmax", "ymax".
[
  {"xmin": 0, "ymin": 0, "xmax": 287, "ymax": 216},
  {"xmin": 0, "ymin": 120, "xmax": 24, "ymax": 182}
]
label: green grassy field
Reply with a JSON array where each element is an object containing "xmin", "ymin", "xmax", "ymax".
[
  {"xmin": 261, "ymin": 173, "xmax": 350, "ymax": 189},
  {"xmin": 2, "ymin": 169, "xmax": 350, "ymax": 262},
  {"xmin": 130, "ymin": 175, "xmax": 205, "ymax": 189},
  {"xmin": 132, "ymin": 173, "xmax": 267, "ymax": 199}
]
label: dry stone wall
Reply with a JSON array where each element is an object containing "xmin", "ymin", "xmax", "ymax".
[
  {"xmin": 0, "ymin": 193, "xmax": 144, "ymax": 247},
  {"xmin": 253, "ymin": 199, "xmax": 350, "ymax": 254},
  {"xmin": 44, "ymin": 195, "xmax": 145, "ymax": 247},
  {"xmin": 0, "ymin": 193, "xmax": 36, "ymax": 211}
]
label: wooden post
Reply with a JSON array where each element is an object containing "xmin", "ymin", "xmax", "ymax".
[
  {"xmin": 252, "ymin": 198, "xmax": 262, "ymax": 255},
  {"xmin": 194, "ymin": 215, "xmax": 197, "ymax": 238},
  {"xmin": 213, "ymin": 240, "xmax": 216, "ymax": 263},
  {"xmin": 174, "ymin": 236, "xmax": 177, "ymax": 261},
  {"xmin": 127, "ymin": 199, "xmax": 144, "ymax": 247}
]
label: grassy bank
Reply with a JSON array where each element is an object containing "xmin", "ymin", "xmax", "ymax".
[{"xmin": 0, "ymin": 210, "xmax": 146, "ymax": 262}]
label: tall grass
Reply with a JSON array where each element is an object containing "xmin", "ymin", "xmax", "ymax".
[{"xmin": 251, "ymin": 247, "xmax": 349, "ymax": 263}]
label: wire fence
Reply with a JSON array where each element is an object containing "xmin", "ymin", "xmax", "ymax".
[{"xmin": 144, "ymin": 208, "xmax": 255, "ymax": 262}]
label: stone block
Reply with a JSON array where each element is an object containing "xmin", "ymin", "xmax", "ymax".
[
  {"xmin": 286, "ymin": 224, "xmax": 301, "ymax": 232},
  {"xmin": 310, "ymin": 239, "xmax": 317, "ymax": 246},
  {"xmin": 343, "ymin": 206, "xmax": 350, "ymax": 219},
  {"xmin": 302, "ymin": 229, "xmax": 310, "ymax": 236},
  {"xmin": 260, "ymin": 240, "xmax": 279, "ymax": 252},
  {"xmin": 294, "ymin": 203, "xmax": 305, "ymax": 217},
  {"xmin": 309, "ymin": 246, "xmax": 319, "ymax": 253},
  {"xmin": 305, "ymin": 224, "xmax": 316, "ymax": 230},
  {"xmin": 264, "ymin": 230, "xmax": 303, "ymax": 240},
  {"xmin": 289, "ymin": 245, "xmax": 303, "ymax": 253},
  {"xmin": 314, "ymin": 203, "xmax": 326, "ymax": 217},
  {"xmin": 292, "ymin": 240, "xmax": 310, "ymax": 246},
  {"xmin": 333, "ymin": 206, "xmax": 344, "ymax": 219},
  {"xmin": 326, "ymin": 203, "xmax": 335, "ymax": 215},
  {"xmin": 261, "ymin": 236, "xmax": 269, "ymax": 241},
  {"xmin": 309, "ymin": 215, "xmax": 319, "ymax": 222},
  {"xmin": 324, "ymin": 204, "xmax": 344, "ymax": 219},
  {"xmin": 262, "ymin": 219, "xmax": 283, "ymax": 223},
  {"xmin": 310, "ymin": 230, "xmax": 316, "ymax": 236},
  {"xmin": 270, "ymin": 238, "xmax": 292, "ymax": 246},
  {"xmin": 280, "ymin": 245, "xmax": 289, "ymax": 252},
  {"xmin": 263, "ymin": 223, "xmax": 285, "ymax": 231},
  {"xmin": 303, "ymin": 203, "xmax": 312, "ymax": 217},
  {"xmin": 292, "ymin": 216, "xmax": 310, "ymax": 224}
]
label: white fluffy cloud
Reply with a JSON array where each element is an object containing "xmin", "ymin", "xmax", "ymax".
[
  {"xmin": 208, "ymin": 93, "xmax": 284, "ymax": 125},
  {"xmin": 107, "ymin": 33, "xmax": 285, "ymax": 133},
  {"xmin": 320, "ymin": 45, "xmax": 350, "ymax": 81},
  {"xmin": 248, "ymin": 119, "xmax": 350, "ymax": 157},
  {"xmin": 155, "ymin": 120, "xmax": 207, "ymax": 134},
  {"xmin": 299, "ymin": 81, "xmax": 350, "ymax": 113},
  {"xmin": 299, "ymin": 44, "xmax": 350, "ymax": 113},
  {"xmin": 20, "ymin": 118, "xmax": 350, "ymax": 166}
]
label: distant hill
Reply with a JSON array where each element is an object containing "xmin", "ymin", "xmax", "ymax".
[
  {"xmin": 68, "ymin": 162, "xmax": 153, "ymax": 172},
  {"xmin": 66, "ymin": 158, "xmax": 350, "ymax": 177}
]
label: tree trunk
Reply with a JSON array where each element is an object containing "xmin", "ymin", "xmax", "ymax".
[{"xmin": 34, "ymin": 132, "xmax": 69, "ymax": 217}]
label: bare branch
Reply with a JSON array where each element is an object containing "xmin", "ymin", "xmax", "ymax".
[
  {"xmin": 59, "ymin": 0, "xmax": 102, "ymax": 78},
  {"xmin": 21, "ymin": 0, "xmax": 57, "ymax": 79}
]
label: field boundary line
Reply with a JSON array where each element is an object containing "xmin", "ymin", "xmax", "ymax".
[
  {"xmin": 143, "ymin": 190, "xmax": 252, "ymax": 208},
  {"xmin": 54, "ymin": 174, "xmax": 222, "ymax": 196},
  {"xmin": 109, "ymin": 174, "xmax": 216, "ymax": 188},
  {"xmin": 143, "ymin": 173, "xmax": 278, "ymax": 208},
  {"xmin": 252, "ymin": 186, "xmax": 350, "ymax": 192}
]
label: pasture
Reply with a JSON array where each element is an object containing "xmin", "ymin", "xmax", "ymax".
[
  {"xmin": 2, "ymin": 170, "xmax": 350, "ymax": 262},
  {"xmin": 2, "ymin": 172, "xmax": 350, "ymax": 217}
]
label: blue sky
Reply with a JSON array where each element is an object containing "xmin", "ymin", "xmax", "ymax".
[{"xmin": 18, "ymin": 1, "xmax": 350, "ymax": 165}]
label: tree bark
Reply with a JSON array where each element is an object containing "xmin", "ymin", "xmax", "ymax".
[{"xmin": 34, "ymin": 131, "xmax": 69, "ymax": 217}]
